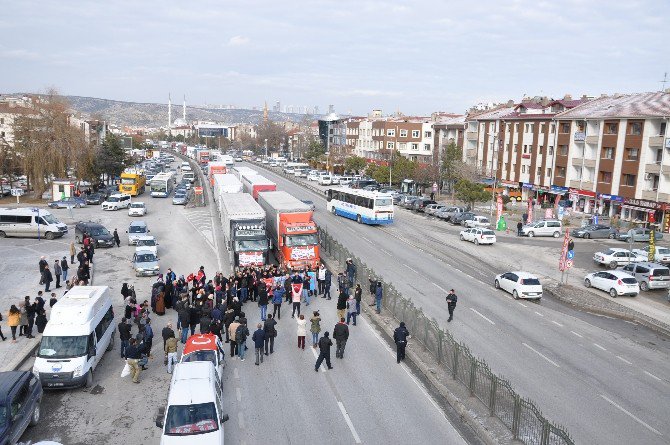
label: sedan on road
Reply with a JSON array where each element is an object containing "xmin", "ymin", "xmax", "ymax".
[
  {"xmin": 47, "ymin": 196, "xmax": 87, "ymax": 209},
  {"xmin": 571, "ymin": 224, "xmax": 618, "ymax": 239},
  {"xmin": 632, "ymin": 246, "xmax": 670, "ymax": 264},
  {"xmin": 424, "ymin": 204, "xmax": 446, "ymax": 216},
  {"xmin": 617, "ymin": 228, "xmax": 664, "ymax": 242},
  {"xmin": 172, "ymin": 191, "xmax": 188, "ymax": 205},
  {"xmin": 84, "ymin": 192, "xmax": 106, "ymax": 205},
  {"xmin": 584, "ymin": 270, "xmax": 639, "ymax": 297},
  {"xmin": 593, "ymin": 248, "xmax": 646, "ymax": 269},
  {"xmin": 301, "ymin": 200, "xmax": 316, "ymax": 211},
  {"xmin": 494, "ymin": 271, "xmax": 543, "ymax": 300},
  {"xmin": 450, "ymin": 212, "xmax": 475, "ymax": 225},
  {"xmin": 128, "ymin": 202, "xmax": 147, "ymax": 216},
  {"xmin": 464, "ymin": 215, "xmax": 490, "ymax": 228},
  {"xmin": 460, "ymin": 228, "xmax": 496, "ymax": 245}
]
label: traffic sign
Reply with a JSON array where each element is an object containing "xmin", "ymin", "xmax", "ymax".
[
  {"xmin": 567, "ymin": 250, "xmax": 575, "ymax": 260},
  {"xmin": 566, "ymin": 259, "xmax": 574, "ymax": 268},
  {"xmin": 193, "ymin": 186, "xmax": 203, "ymax": 195},
  {"xmin": 10, "ymin": 188, "xmax": 24, "ymax": 197}
]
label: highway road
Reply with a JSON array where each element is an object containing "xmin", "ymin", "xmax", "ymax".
[
  {"xmin": 250, "ymin": 162, "xmax": 670, "ymax": 445},
  {"xmin": 18, "ymin": 161, "xmax": 471, "ymax": 445}
]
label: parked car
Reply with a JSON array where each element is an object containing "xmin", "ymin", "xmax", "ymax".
[
  {"xmin": 617, "ymin": 228, "xmax": 664, "ymax": 242},
  {"xmin": 632, "ymin": 246, "xmax": 670, "ymax": 264},
  {"xmin": 460, "ymin": 228, "xmax": 496, "ymax": 245},
  {"xmin": 135, "ymin": 235, "xmax": 159, "ymax": 255},
  {"xmin": 584, "ymin": 270, "xmax": 639, "ymax": 297},
  {"xmin": 494, "ymin": 271, "xmax": 543, "ymax": 300},
  {"xmin": 74, "ymin": 221, "xmax": 115, "ymax": 247},
  {"xmin": 307, "ymin": 171, "xmax": 320, "ymax": 181},
  {"xmin": 441, "ymin": 206, "xmax": 466, "ymax": 222},
  {"xmin": 434, "ymin": 208, "xmax": 451, "ymax": 220},
  {"xmin": 593, "ymin": 248, "xmax": 646, "ymax": 269},
  {"xmin": 84, "ymin": 193, "xmax": 105, "ymax": 205},
  {"xmin": 0, "ymin": 371, "xmax": 42, "ymax": 444},
  {"xmin": 521, "ymin": 219, "xmax": 562, "ymax": 238},
  {"xmin": 128, "ymin": 201, "xmax": 147, "ymax": 217},
  {"xmin": 424, "ymin": 204, "xmax": 446, "ymax": 216},
  {"xmin": 47, "ymin": 196, "xmax": 87, "ymax": 209},
  {"xmin": 451, "ymin": 212, "xmax": 475, "ymax": 225},
  {"xmin": 398, "ymin": 195, "xmax": 418, "ymax": 208},
  {"xmin": 621, "ymin": 262, "xmax": 670, "ymax": 291},
  {"xmin": 363, "ymin": 184, "xmax": 380, "ymax": 191},
  {"xmin": 172, "ymin": 190, "xmax": 188, "ymax": 205},
  {"xmin": 411, "ymin": 198, "xmax": 437, "ymax": 212},
  {"xmin": 127, "ymin": 220, "xmax": 150, "ymax": 245},
  {"xmin": 392, "ymin": 193, "xmax": 406, "ymax": 205},
  {"xmin": 331, "ymin": 175, "xmax": 341, "ymax": 185},
  {"xmin": 571, "ymin": 224, "xmax": 618, "ymax": 239},
  {"xmin": 464, "ymin": 215, "xmax": 491, "ymax": 228},
  {"xmin": 132, "ymin": 249, "xmax": 160, "ymax": 276}
]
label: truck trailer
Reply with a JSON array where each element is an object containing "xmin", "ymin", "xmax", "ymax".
[
  {"xmin": 207, "ymin": 161, "xmax": 228, "ymax": 187},
  {"xmin": 231, "ymin": 166, "xmax": 257, "ymax": 182},
  {"xmin": 257, "ymin": 191, "xmax": 319, "ymax": 269},
  {"xmin": 219, "ymin": 193, "xmax": 268, "ymax": 267},
  {"xmin": 242, "ymin": 174, "xmax": 277, "ymax": 200},
  {"xmin": 212, "ymin": 174, "xmax": 243, "ymax": 209}
]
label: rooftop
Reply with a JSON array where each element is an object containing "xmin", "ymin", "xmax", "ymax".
[{"xmin": 556, "ymin": 92, "xmax": 670, "ymax": 119}]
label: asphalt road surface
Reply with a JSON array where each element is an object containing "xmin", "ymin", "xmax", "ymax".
[
  {"xmin": 18, "ymin": 164, "xmax": 471, "ymax": 445},
  {"xmin": 251, "ymin": 162, "xmax": 670, "ymax": 445}
]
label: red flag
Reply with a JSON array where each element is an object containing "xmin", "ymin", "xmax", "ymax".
[
  {"xmin": 264, "ymin": 278, "xmax": 274, "ymax": 290},
  {"xmin": 291, "ymin": 283, "xmax": 303, "ymax": 302}
]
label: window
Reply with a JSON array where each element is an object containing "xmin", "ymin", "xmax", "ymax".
[
  {"xmin": 523, "ymin": 145, "xmax": 527, "ymax": 154},
  {"xmin": 411, "ymin": 143, "xmax": 418, "ymax": 150},
  {"xmin": 547, "ymin": 168, "xmax": 552, "ymax": 177},
  {"xmin": 605, "ymin": 123, "xmax": 618, "ymax": 134},
  {"xmin": 539, "ymin": 146, "xmax": 543, "ymax": 155},
  {"xmin": 559, "ymin": 145, "xmax": 568, "ymax": 156},
  {"xmin": 424, "ymin": 131, "xmax": 432, "ymax": 138},
  {"xmin": 537, "ymin": 167, "xmax": 541, "ymax": 176},
  {"xmin": 506, "ymin": 123, "xmax": 511, "ymax": 133},
  {"xmin": 548, "ymin": 146, "xmax": 554, "ymax": 156},
  {"xmin": 628, "ymin": 122, "xmax": 642, "ymax": 135},
  {"xmin": 525, "ymin": 123, "xmax": 532, "ymax": 133},
  {"xmin": 602, "ymin": 147, "xmax": 614, "ymax": 159},
  {"xmin": 514, "ymin": 123, "xmax": 519, "ymax": 132},
  {"xmin": 539, "ymin": 123, "xmax": 545, "ymax": 133},
  {"xmin": 560, "ymin": 122, "xmax": 570, "ymax": 133},
  {"xmin": 399, "ymin": 129, "xmax": 407, "ymax": 137},
  {"xmin": 387, "ymin": 142, "xmax": 394, "ymax": 149},
  {"xmin": 661, "ymin": 122, "xmax": 667, "ymax": 136},
  {"xmin": 521, "ymin": 165, "xmax": 526, "ymax": 173},
  {"xmin": 556, "ymin": 166, "xmax": 566, "ymax": 177},
  {"xmin": 10, "ymin": 385, "xmax": 29, "ymax": 419},
  {"xmin": 621, "ymin": 174, "xmax": 636, "ymax": 187},
  {"xmin": 424, "ymin": 144, "xmax": 431, "ymax": 151},
  {"xmin": 550, "ymin": 123, "xmax": 556, "ymax": 133},
  {"xmin": 387, "ymin": 129, "xmax": 395, "ymax": 137},
  {"xmin": 512, "ymin": 164, "xmax": 516, "ymax": 172},
  {"xmin": 599, "ymin": 171, "xmax": 612, "ymax": 183},
  {"xmin": 398, "ymin": 142, "xmax": 406, "ymax": 150},
  {"xmin": 626, "ymin": 148, "xmax": 639, "ymax": 160},
  {"xmin": 411, "ymin": 130, "xmax": 420, "ymax": 138}
]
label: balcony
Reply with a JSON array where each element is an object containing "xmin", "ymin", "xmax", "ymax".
[
  {"xmin": 569, "ymin": 179, "xmax": 595, "ymax": 189},
  {"xmin": 466, "ymin": 131, "xmax": 478, "ymax": 141},
  {"xmin": 585, "ymin": 135, "xmax": 599, "ymax": 144},
  {"xmin": 640, "ymin": 189, "xmax": 659, "ymax": 201},
  {"xmin": 466, "ymin": 149, "xmax": 477, "ymax": 159},
  {"xmin": 572, "ymin": 157, "xmax": 583, "ymax": 166},
  {"xmin": 574, "ymin": 132, "xmax": 585, "ymax": 142},
  {"xmin": 573, "ymin": 158, "xmax": 596, "ymax": 167},
  {"xmin": 649, "ymin": 136, "xmax": 664, "ymax": 147},
  {"xmin": 645, "ymin": 163, "xmax": 661, "ymax": 174}
]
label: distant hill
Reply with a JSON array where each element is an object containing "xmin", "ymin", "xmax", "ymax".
[{"xmin": 5, "ymin": 93, "xmax": 318, "ymax": 127}]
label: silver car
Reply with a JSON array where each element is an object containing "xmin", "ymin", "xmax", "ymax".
[
  {"xmin": 132, "ymin": 249, "xmax": 160, "ymax": 276},
  {"xmin": 172, "ymin": 191, "xmax": 188, "ymax": 205}
]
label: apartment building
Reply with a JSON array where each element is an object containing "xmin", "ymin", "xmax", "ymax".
[
  {"xmin": 0, "ymin": 96, "xmax": 38, "ymax": 147},
  {"xmin": 433, "ymin": 115, "xmax": 466, "ymax": 153},
  {"xmin": 554, "ymin": 91, "xmax": 670, "ymax": 224}
]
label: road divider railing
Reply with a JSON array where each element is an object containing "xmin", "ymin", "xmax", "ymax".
[{"xmin": 319, "ymin": 226, "xmax": 574, "ymax": 445}]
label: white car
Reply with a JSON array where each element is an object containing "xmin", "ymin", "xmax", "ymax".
[
  {"xmin": 460, "ymin": 228, "xmax": 496, "ymax": 245},
  {"xmin": 307, "ymin": 171, "xmax": 320, "ymax": 181},
  {"xmin": 128, "ymin": 201, "xmax": 147, "ymax": 216},
  {"xmin": 135, "ymin": 235, "xmax": 159, "ymax": 255},
  {"xmin": 464, "ymin": 215, "xmax": 491, "ymax": 228},
  {"xmin": 584, "ymin": 270, "xmax": 639, "ymax": 297},
  {"xmin": 331, "ymin": 175, "xmax": 341, "ymax": 185},
  {"xmin": 632, "ymin": 246, "xmax": 670, "ymax": 265},
  {"xmin": 101, "ymin": 193, "xmax": 131, "ymax": 210},
  {"xmin": 593, "ymin": 248, "xmax": 646, "ymax": 269},
  {"xmin": 318, "ymin": 175, "xmax": 332, "ymax": 186},
  {"xmin": 494, "ymin": 271, "xmax": 543, "ymax": 300},
  {"xmin": 425, "ymin": 204, "xmax": 446, "ymax": 216}
]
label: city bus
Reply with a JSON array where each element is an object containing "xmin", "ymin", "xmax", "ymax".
[
  {"xmin": 150, "ymin": 172, "xmax": 175, "ymax": 198},
  {"xmin": 325, "ymin": 187, "xmax": 394, "ymax": 225}
]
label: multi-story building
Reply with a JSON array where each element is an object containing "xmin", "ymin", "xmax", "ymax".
[{"xmin": 0, "ymin": 96, "xmax": 38, "ymax": 147}]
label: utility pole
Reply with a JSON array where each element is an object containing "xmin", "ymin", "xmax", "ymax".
[{"xmin": 488, "ymin": 133, "xmax": 499, "ymax": 224}]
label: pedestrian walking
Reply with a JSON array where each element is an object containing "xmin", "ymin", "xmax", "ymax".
[
  {"xmin": 60, "ymin": 257, "xmax": 69, "ymax": 283},
  {"xmin": 252, "ymin": 323, "xmax": 265, "ymax": 365},
  {"xmin": 346, "ymin": 294, "xmax": 357, "ymax": 326},
  {"xmin": 125, "ymin": 338, "xmax": 148, "ymax": 383},
  {"xmin": 113, "ymin": 229, "xmax": 121, "ymax": 247},
  {"xmin": 43, "ymin": 265, "xmax": 53, "ymax": 292},
  {"xmin": 49, "ymin": 293, "xmax": 57, "ymax": 308},
  {"xmin": 53, "ymin": 260, "xmax": 62, "ymax": 289},
  {"xmin": 118, "ymin": 318, "xmax": 132, "ymax": 358},
  {"xmin": 7, "ymin": 305, "xmax": 20, "ymax": 342},
  {"xmin": 162, "ymin": 323, "xmax": 175, "ymax": 351},
  {"xmin": 38, "ymin": 256, "xmax": 47, "ymax": 285},
  {"xmin": 375, "ymin": 281, "xmax": 383, "ymax": 314},
  {"xmin": 309, "ymin": 311, "xmax": 321, "ymax": 347},
  {"xmin": 235, "ymin": 320, "xmax": 249, "ymax": 361},
  {"xmin": 228, "ymin": 317, "xmax": 241, "ymax": 358},
  {"xmin": 517, "ymin": 220, "xmax": 523, "ymax": 236},
  {"xmin": 336, "ymin": 289, "xmax": 347, "ymax": 320},
  {"xmin": 263, "ymin": 314, "xmax": 277, "ymax": 355},
  {"xmin": 354, "ymin": 284, "xmax": 362, "ymax": 315},
  {"xmin": 333, "ymin": 318, "xmax": 349, "ymax": 359},
  {"xmin": 393, "ymin": 322, "xmax": 410, "ymax": 364},
  {"xmin": 446, "ymin": 289, "xmax": 458, "ymax": 322},
  {"xmin": 296, "ymin": 314, "xmax": 307, "ymax": 350},
  {"xmin": 271, "ymin": 285, "xmax": 284, "ymax": 320},
  {"xmin": 314, "ymin": 331, "xmax": 333, "ymax": 371},
  {"xmin": 69, "ymin": 242, "xmax": 76, "ymax": 264},
  {"xmin": 323, "ymin": 269, "xmax": 332, "ymax": 300},
  {"xmin": 165, "ymin": 334, "xmax": 178, "ymax": 374}
]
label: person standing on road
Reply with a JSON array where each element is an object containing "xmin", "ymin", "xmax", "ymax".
[
  {"xmin": 517, "ymin": 221, "xmax": 523, "ymax": 236},
  {"xmin": 125, "ymin": 338, "xmax": 146, "ymax": 383},
  {"xmin": 393, "ymin": 322, "xmax": 410, "ymax": 364},
  {"xmin": 263, "ymin": 314, "xmax": 277, "ymax": 355},
  {"xmin": 337, "ymin": 272, "xmax": 348, "ymax": 295},
  {"xmin": 162, "ymin": 323, "xmax": 175, "ymax": 351},
  {"xmin": 346, "ymin": 293, "xmax": 357, "ymax": 326},
  {"xmin": 235, "ymin": 320, "xmax": 249, "ymax": 361},
  {"xmin": 317, "ymin": 264, "xmax": 326, "ymax": 295},
  {"xmin": 296, "ymin": 314, "xmax": 307, "ymax": 350},
  {"xmin": 53, "ymin": 260, "xmax": 62, "ymax": 289},
  {"xmin": 346, "ymin": 259, "xmax": 357, "ymax": 291},
  {"xmin": 18, "ymin": 304, "xmax": 27, "ymax": 337},
  {"xmin": 323, "ymin": 269, "xmax": 332, "ymax": 300},
  {"xmin": 333, "ymin": 318, "xmax": 349, "ymax": 359},
  {"xmin": 49, "ymin": 293, "xmax": 58, "ymax": 308},
  {"xmin": 309, "ymin": 311, "xmax": 321, "ymax": 348},
  {"xmin": 69, "ymin": 242, "xmax": 76, "ymax": 264},
  {"xmin": 118, "ymin": 318, "xmax": 132, "ymax": 358},
  {"xmin": 446, "ymin": 289, "xmax": 458, "ymax": 322},
  {"xmin": 35, "ymin": 309, "xmax": 47, "ymax": 334},
  {"xmin": 354, "ymin": 284, "xmax": 362, "ymax": 315},
  {"xmin": 314, "ymin": 331, "xmax": 333, "ymax": 371},
  {"xmin": 38, "ymin": 256, "xmax": 48, "ymax": 285},
  {"xmin": 271, "ymin": 284, "xmax": 284, "ymax": 320},
  {"xmin": 7, "ymin": 305, "xmax": 20, "ymax": 342},
  {"xmin": 113, "ymin": 229, "xmax": 121, "ymax": 247},
  {"xmin": 143, "ymin": 318, "xmax": 154, "ymax": 357},
  {"xmin": 60, "ymin": 257, "xmax": 69, "ymax": 283},
  {"xmin": 258, "ymin": 283, "xmax": 269, "ymax": 321},
  {"xmin": 368, "ymin": 277, "xmax": 377, "ymax": 306},
  {"xmin": 252, "ymin": 323, "xmax": 265, "ymax": 365},
  {"xmin": 336, "ymin": 289, "xmax": 348, "ymax": 320},
  {"xmin": 375, "ymin": 282, "xmax": 383, "ymax": 314},
  {"xmin": 25, "ymin": 297, "xmax": 36, "ymax": 338},
  {"xmin": 291, "ymin": 283, "xmax": 302, "ymax": 318},
  {"xmin": 165, "ymin": 333, "xmax": 179, "ymax": 374},
  {"xmin": 43, "ymin": 264, "xmax": 53, "ymax": 292},
  {"xmin": 228, "ymin": 317, "xmax": 241, "ymax": 358}
]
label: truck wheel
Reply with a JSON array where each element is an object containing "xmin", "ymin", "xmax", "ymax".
[
  {"xmin": 45, "ymin": 232, "xmax": 54, "ymax": 240},
  {"xmin": 85, "ymin": 370, "xmax": 94, "ymax": 388},
  {"xmin": 29, "ymin": 402, "xmax": 40, "ymax": 426}
]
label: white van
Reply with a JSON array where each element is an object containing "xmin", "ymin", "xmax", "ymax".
[
  {"xmin": 156, "ymin": 362, "xmax": 229, "ymax": 444},
  {"xmin": 0, "ymin": 207, "xmax": 68, "ymax": 240},
  {"xmin": 318, "ymin": 175, "xmax": 332, "ymax": 186},
  {"xmin": 101, "ymin": 193, "xmax": 132, "ymax": 211},
  {"xmin": 522, "ymin": 219, "xmax": 563, "ymax": 238},
  {"xmin": 33, "ymin": 286, "xmax": 115, "ymax": 388}
]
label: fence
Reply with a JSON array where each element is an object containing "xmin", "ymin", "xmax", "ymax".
[{"xmin": 319, "ymin": 227, "xmax": 574, "ymax": 445}]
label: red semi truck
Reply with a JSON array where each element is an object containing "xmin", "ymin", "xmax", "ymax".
[
  {"xmin": 242, "ymin": 174, "xmax": 277, "ymax": 200},
  {"xmin": 257, "ymin": 191, "xmax": 320, "ymax": 269}
]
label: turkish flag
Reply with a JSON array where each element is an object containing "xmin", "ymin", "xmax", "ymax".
[
  {"xmin": 291, "ymin": 283, "xmax": 303, "ymax": 302},
  {"xmin": 264, "ymin": 278, "xmax": 274, "ymax": 290}
]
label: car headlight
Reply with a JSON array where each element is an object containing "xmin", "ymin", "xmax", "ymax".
[
  {"xmin": 153, "ymin": 266, "xmax": 160, "ymax": 270},
  {"xmin": 73, "ymin": 365, "xmax": 83, "ymax": 377}
]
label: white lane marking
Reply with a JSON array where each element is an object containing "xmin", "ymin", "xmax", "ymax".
[
  {"xmin": 616, "ymin": 356, "xmax": 632, "ymax": 365},
  {"xmin": 238, "ymin": 411, "xmax": 245, "ymax": 429},
  {"xmin": 380, "ymin": 248, "xmax": 392, "ymax": 256},
  {"xmin": 517, "ymin": 302, "xmax": 528, "ymax": 307},
  {"xmin": 593, "ymin": 343, "xmax": 607, "ymax": 351},
  {"xmin": 470, "ymin": 308, "xmax": 495, "ymax": 325},
  {"xmin": 534, "ymin": 311, "xmax": 544, "ymax": 317},
  {"xmin": 234, "ymin": 367, "xmax": 239, "ymax": 379},
  {"xmin": 236, "ymin": 387, "xmax": 242, "ymax": 401},
  {"xmin": 338, "ymin": 401, "xmax": 362, "ymax": 444},
  {"xmin": 551, "ymin": 321, "xmax": 564, "ymax": 327},
  {"xmin": 346, "ymin": 226, "xmax": 356, "ymax": 233},
  {"xmin": 361, "ymin": 236, "xmax": 372, "ymax": 243},
  {"xmin": 599, "ymin": 394, "xmax": 662, "ymax": 436},
  {"xmin": 644, "ymin": 370, "xmax": 662, "ymax": 382},
  {"xmin": 403, "ymin": 264, "xmax": 419, "ymax": 274},
  {"xmin": 432, "ymin": 283, "xmax": 448, "ymax": 293},
  {"xmin": 571, "ymin": 331, "xmax": 583, "ymax": 338},
  {"xmin": 522, "ymin": 343, "xmax": 560, "ymax": 368}
]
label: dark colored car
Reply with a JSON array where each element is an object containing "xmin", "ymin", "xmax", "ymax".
[
  {"xmin": 571, "ymin": 224, "xmax": 618, "ymax": 239},
  {"xmin": 451, "ymin": 212, "xmax": 476, "ymax": 225},
  {"xmin": 0, "ymin": 371, "xmax": 42, "ymax": 445},
  {"xmin": 85, "ymin": 192, "xmax": 105, "ymax": 205},
  {"xmin": 351, "ymin": 179, "xmax": 378, "ymax": 189},
  {"xmin": 411, "ymin": 198, "xmax": 437, "ymax": 212},
  {"xmin": 47, "ymin": 196, "xmax": 87, "ymax": 209},
  {"xmin": 75, "ymin": 221, "xmax": 115, "ymax": 247}
]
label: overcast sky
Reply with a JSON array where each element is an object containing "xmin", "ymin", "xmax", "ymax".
[{"xmin": 2, "ymin": 0, "xmax": 669, "ymax": 116}]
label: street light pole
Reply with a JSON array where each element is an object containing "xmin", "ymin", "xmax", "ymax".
[{"xmin": 489, "ymin": 133, "xmax": 498, "ymax": 224}]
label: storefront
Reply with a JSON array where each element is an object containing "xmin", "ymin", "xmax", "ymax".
[
  {"xmin": 569, "ymin": 188, "xmax": 597, "ymax": 214},
  {"xmin": 597, "ymin": 193, "xmax": 624, "ymax": 217},
  {"xmin": 620, "ymin": 198, "xmax": 667, "ymax": 228}
]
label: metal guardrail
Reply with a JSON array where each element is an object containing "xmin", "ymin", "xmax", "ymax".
[{"xmin": 318, "ymin": 228, "xmax": 574, "ymax": 445}]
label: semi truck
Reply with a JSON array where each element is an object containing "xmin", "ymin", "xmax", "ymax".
[
  {"xmin": 242, "ymin": 174, "xmax": 277, "ymax": 200},
  {"xmin": 231, "ymin": 166, "xmax": 257, "ymax": 182},
  {"xmin": 195, "ymin": 148, "xmax": 210, "ymax": 166},
  {"xmin": 212, "ymin": 174, "xmax": 243, "ymax": 209},
  {"xmin": 207, "ymin": 161, "xmax": 228, "ymax": 187},
  {"xmin": 219, "ymin": 193, "xmax": 269, "ymax": 267},
  {"xmin": 258, "ymin": 191, "xmax": 319, "ymax": 269},
  {"xmin": 119, "ymin": 172, "xmax": 146, "ymax": 196}
]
